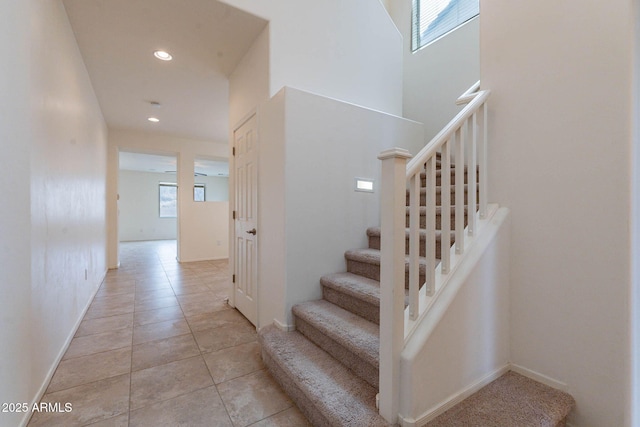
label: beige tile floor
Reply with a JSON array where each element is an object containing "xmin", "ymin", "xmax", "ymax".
[{"xmin": 28, "ymin": 240, "xmax": 310, "ymax": 427}]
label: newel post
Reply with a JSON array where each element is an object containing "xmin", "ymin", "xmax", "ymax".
[{"xmin": 378, "ymin": 147, "xmax": 412, "ymax": 423}]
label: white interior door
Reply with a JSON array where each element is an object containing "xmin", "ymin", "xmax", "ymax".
[{"xmin": 233, "ymin": 115, "xmax": 258, "ymax": 325}]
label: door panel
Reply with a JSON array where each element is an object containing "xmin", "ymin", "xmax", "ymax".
[{"xmin": 233, "ymin": 115, "xmax": 258, "ymax": 325}]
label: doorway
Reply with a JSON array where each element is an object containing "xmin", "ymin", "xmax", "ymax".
[{"xmin": 117, "ymin": 151, "xmax": 179, "ymax": 262}]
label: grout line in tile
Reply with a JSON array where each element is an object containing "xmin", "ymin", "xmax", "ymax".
[
  {"xmin": 127, "ymin": 264, "xmax": 136, "ymax": 427},
  {"xmin": 244, "ymin": 404, "xmax": 296, "ymax": 427},
  {"xmin": 29, "ymin": 241, "xmax": 240, "ymax": 427},
  {"xmin": 61, "ymin": 341, "xmax": 132, "ymax": 361}
]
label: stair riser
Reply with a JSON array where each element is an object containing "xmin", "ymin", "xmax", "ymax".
[
  {"xmin": 347, "ymin": 259, "xmax": 425, "ymax": 289},
  {"xmin": 294, "ymin": 316, "xmax": 379, "ymax": 389},
  {"xmin": 322, "ymin": 286, "xmax": 379, "ymax": 325},
  {"xmin": 405, "ymin": 211, "xmax": 467, "ymax": 229},
  {"xmin": 423, "ymin": 169, "xmax": 477, "ymax": 187},
  {"xmin": 368, "ymin": 235, "xmax": 444, "ymax": 259},
  {"xmin": 347, "ymin": 259, "xmax": 380, "ymax": 282},
  {"xmin": 260, "ymin": 347, "xmax": 334, "ymax": 427},
  {"xmin": 407, "ymin": 190, "xmax": 474, "ymax": 206}
]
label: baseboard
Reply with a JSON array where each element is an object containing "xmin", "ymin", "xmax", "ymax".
[
  {"xmin": 273, "ymin": 318, "xmax": 296, "ymax": 332},
  {"xmin": 179, "ymin": 256, "xmax": 229, "ymax": 263},
  {"xmin": 399, "ymin": 364, "xmax": 511, "ymax": 427},
  {"xmin": 19, "ymin": 269, "xmax": 106, "ymax": 427},
  {"xmin": 509, "ymin": 363, "xmax": 569, "ymax": 392}
]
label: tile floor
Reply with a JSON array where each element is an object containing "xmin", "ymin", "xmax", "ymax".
[{"xmin": 28, "ymin": 240, "xmax": 310, "ymax": 427}]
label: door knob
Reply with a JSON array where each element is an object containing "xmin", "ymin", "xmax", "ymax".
[{"xmin": 246, "ymin": 228, "xmax": 257, "ymax": 235}]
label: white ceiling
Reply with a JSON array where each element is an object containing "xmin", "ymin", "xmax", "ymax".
[
  {"xmin": 119, "ymin": 152, "xmax": 229, "ymax": 177},
  {"xmin": 62, "ymin": 0, "xmax": 267, "ymax": 143}
]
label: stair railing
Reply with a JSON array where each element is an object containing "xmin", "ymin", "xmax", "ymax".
[{"xmin": 377, "ymin": 82, "xmax": 490, "ymax": 423}]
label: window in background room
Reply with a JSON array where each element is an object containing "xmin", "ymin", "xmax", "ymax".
[
  {"xmin": 412, "ymin": 0, "xmax": 478, "ymax": 51},
  {"xmin": 159, "ymin": 183, "xmax": 177, "ymax": 217},
  {"xmin": 194, "ymin": 184, "xmax": 206, "ymax": 202}
]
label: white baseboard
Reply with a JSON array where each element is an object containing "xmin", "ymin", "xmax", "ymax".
[
  {"xmin": 20, "ymin": 269, "xmax": 107, "ymax": 427},
  {"xmin": 509, "ymin": 363, "xmax": 569, "ymax": 392},
  {"xmin": 273, "ymin": 318, "xmax": 296, "ymax": 332},
  {"xmin": 399, "ymin": 364, "xmax": 511, "ymax": 427},
  {"xmin": 179, "ymin": 256, "xmax": 229, "ymax": 263}
]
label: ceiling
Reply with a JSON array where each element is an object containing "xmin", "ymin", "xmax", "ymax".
[
  {"xmin": 119, "ymin": 152, "xmax": 229, "ymax": 177},
  {"xmin": 62, "ymin": 0, "xmax": 268, "ymax": 143}
]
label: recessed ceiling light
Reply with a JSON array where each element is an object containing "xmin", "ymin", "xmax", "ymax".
[
  {"xmin": 148, "ymin": 117, "xmax": 160, "ymax": 123},
  {"xmin": 153, "ymin": 50, "xmax": 172, "ymax": 61}
]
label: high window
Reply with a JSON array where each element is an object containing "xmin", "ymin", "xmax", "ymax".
[
  {"xmin": 159, "ymin": 183, "xmax": 177, "ymax": 218},
  {"xmin": 412, "ymin": 0, "xmax": 479, "ymax": 51},
  {"xmin": 194, "ymin": 184, "xmax": 206, "ymax": 202}
]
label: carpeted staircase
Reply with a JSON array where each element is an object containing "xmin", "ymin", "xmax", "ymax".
[{"xmin": 259, "ymin": 156, "xmax": 574, "ymax": 426}]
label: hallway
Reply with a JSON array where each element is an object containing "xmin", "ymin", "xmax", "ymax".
[{"xmin": 27, "ymin": 240, "xmax": 309, "ymax": 427}]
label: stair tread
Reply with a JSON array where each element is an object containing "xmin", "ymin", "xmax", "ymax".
[
  {"xmin": 409, "ymin": 184, "xmax": 470, "ymax": 195},
  {"xmin": 405, "ymin": 205, "xmax": 472, "ymax": 215},
  {"xmin": 345, "ymin": 248, "xmax": 382, "ymax": 266},
  {"xmin": 320, "ymin": 272, "xmax": 381, "ymax": 307},
  {"xmin": 293, "ymin": 300, "xmax": 379, "ymax": 368},
  {"xmin": 418, "ymin": 163, "xmax": 478, "ymax": 178},
  {"xmin": 321, "ymin": 273, "xmax": 409, "ymax": 322},
  {"xmin": 345, "ymin": 248, "xmax": 432, "ymax": 267},
  {"xmin": 367, "ymin": 226, "xmax": 456, "ymax": 240},
  {"xmin": 426, "ymin": 371, "xmax": 575, "ymax": 427},
  {"xmin": 259, "ymin": 325, "xmax": 390, "ymax": 427}
]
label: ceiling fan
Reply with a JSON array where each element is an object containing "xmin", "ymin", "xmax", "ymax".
[{"xmin": 164, "ymin": 170, "xmax": 208, "ymax": 177}]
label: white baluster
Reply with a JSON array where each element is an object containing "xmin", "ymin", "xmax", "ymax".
[
  {"xmin": 409, "ymin": 173, "xmax": 420, "ymax": 319},
  {"xmin": 455, "ymin": 125, "xmax": 465, "ymax": 254},
  {"xmin": 440, "ymin": 140, "xmax": 451, "ymax": 274},
  {"xmin": 468, "ymin": 112, "xmax": 477, "ymax": 236},
  {"xmin": 479, "ymin": 101, "xmax": 488, "ymax": 219},
  {"xmin": 425, "ymin": 156, "xmax": 436, "ymax": 296}
]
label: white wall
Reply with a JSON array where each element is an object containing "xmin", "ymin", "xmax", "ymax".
[
  {"xmin": 108, "ymin": 129, "xmax": 229, "ymax": 264},
  {"xmin": 389, "ymin": 1, "xmax": 480, "ymax": 140},
  {"xmin": 633, "ymin": 2, "xmax": 640, "ymax": 425},
  {"xmin": 0, "ymin": 1, "xmax": 108, "ymax": 426},
  {"xmin": 222, "ymin": 0, "xmax": 403, "ymax": 118},
  {"xmin": 118, "ymin": 170, "xmax": 177, "ymax": 241},
  {"xmin": 29, "ymin": 0, "xmax": 109, "ymax": 417},
  {"xmin": 481, "ymin": 2, "xmax": 633, "ymax": 425},
  {"xmin": 255, "ymin": 92, "xmax": 287, "ymax": 329},
  {"xmin": 229, "ymin": 25, "xmax": 270, "ymax": 128},
  {"xmin": 198, "ymin": 175, "xmax": 229, "ymax": 201},
  {"xmin": 399, "ymin": 208, "xmax": 510, "ymax": 424},
  {"xmin": 0, "ymin": 2, "xmax": 33, "ymax": 426},
  {"xmin": 181, "ymin": 200, "xmax": 230, "ymax": 262},
  {"xmin": 257, "ymin": 87, "xmax": 424, "ymax": 328}
]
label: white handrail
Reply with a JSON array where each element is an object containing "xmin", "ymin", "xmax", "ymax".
[
  {"xmin": 406, "ymin": 89, "xmax": 490, "ymax": 179},
  {"xmin": 455, "ymin": 80, "xmax": 481, "ymax": 105},
  {"xmin": 377, "ymin": 82, "xmax": 490, "ymax": 425}
]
